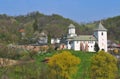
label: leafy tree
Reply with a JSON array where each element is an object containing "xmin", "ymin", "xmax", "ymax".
[
  {"xmin": 33, "ymin": 19, "xmax": 39, "ymax": 32},
  {"xmin": 94, "ymin": 42, "xmax": 99, "ymax": 52},
  {"xmin": 47, "ymin": 34, "xmax": 51, "ymax": 45},
  {"xmin": 1, "ymin": 12, "xmax": 120, "ymax": 44},
  {"xmin": 90, "ymin": 50, "xmax": 118, "ymax": 79},
  {"xmin": 48, "ymin": 51, "xmax": 80, "ymax": 79}
]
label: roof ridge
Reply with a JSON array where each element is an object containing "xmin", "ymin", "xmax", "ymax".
[
  {"xmin": 68, "ymin": 24, "xmax": 75, "ymax": 28},
  {"xmin": 94, "ymin": 22, "xmax": 107, "ymax": 31}
]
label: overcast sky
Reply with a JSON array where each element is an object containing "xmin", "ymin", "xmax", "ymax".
[{"xmin": 0, "ymin": 0, "xmax": 120, "ymax": 22}]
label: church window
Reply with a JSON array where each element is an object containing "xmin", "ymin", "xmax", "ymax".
[
  {"xmin": 77, "ymin": 41, "xmax": 79, "ymax": 43},
  {"xmin": 101, "ymin": 32, "xmax": 103, "ymax": 35},
  {"xmin": 91, "ymin": 41, "xmax": 93, "ymax": 43},
  {"xmin": 88, "ymin": 41, "xmax": 90, "ymax": 43}
]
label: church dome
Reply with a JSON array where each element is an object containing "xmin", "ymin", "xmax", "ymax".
[{"xmin": 68, "ymin": 24, "xmax": 75, "ymax": 28}]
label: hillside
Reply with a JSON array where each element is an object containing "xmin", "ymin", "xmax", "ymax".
[
  {"xmin": 103, "ymin": 16, "xmax": 120, "ymax": 43},
  {"xmin": 86, "ymin": 16, "xmax": 120, "ymax": 43},
  {"xmin": 0, "ymin": 12, "xmax": 84, "ymax": 44},
  {"xmin": 0, "ymin": 11, "xmax": 120, "ymax": 44}
]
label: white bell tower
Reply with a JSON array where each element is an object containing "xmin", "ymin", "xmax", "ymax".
[
  {"xmin": 68, "ymin": 24, "xmax": 77, "ymax": 37},
  {"xmin": 67, "ymin": 24, "xmax": 77, "ymax": 49},
  {"xmin": 94, "ymin": 22, "xmax": 107, "ymax": 52}
]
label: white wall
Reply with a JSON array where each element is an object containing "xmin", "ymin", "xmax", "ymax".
[
  {"xmin": 97, "ymin": 31, "xmax": 107, "ymax": 52},
  {"xmin": 69, "ymin": 28, "xmax": 75, "ymax": 34},
  {"xmin": 56, "ymin": 38, "xmax": 60, "ymax": 43},
  {"xmin": 73, "ymin": 41, "xmax": 80, "ymax": 51},
  {"xmin": 79, "ymin": 41, "xmax": 95, "ymax": 52},
  {"xmin": 88, "ymin": 41, "xmax": 96, "ymax": 52},
  {"xmin": 51, "ymin": 39, "xmax": 54, "ymax": 44},
  {"xmin": 51, "ymin": 38, "xmax": 60, "ymax": 44}
]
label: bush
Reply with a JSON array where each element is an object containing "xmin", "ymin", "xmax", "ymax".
[
  {"xmin": 0, "ymin": 45, "xmax": 20, "ymax": 59},
  {"xmin": 90, "ymin": 50, "xmax": 118, "ymax": 79},
  {"xmin": 48, "ymin": 51, "xmax": 80, "ymax": 79},
  {"xmin": 0, "ymin": 44, "xmax": 36, "ymax": 60},
  {"xmin": 113, "ymin": 49, "xmax": 119, "ymax": 55}
]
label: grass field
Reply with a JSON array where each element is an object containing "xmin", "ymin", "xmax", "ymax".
[
  {"xmin": 0, "ymin": 50, "xmax": 119, "ymax": 79},
  {"xmin": 35, "ymin": 50, "xmax": 95, "ymax": 79},
  {"xmin": 70, "ymin": 50, "xmax": 95, "ymax": 79}
]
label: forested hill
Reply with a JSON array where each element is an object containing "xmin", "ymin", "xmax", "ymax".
[
  {"xmin": 0, "ymin": 12, "xmax": 84, "ymax": 44},
  {"xmin": 0, "ymin": 11, "xmax": 120, "ymax": 44},
  {"xmin": 103, "ymin": 16, "xmax": 120, "ymax": 43},
  {"xmin": 86, "ymin": 16, "xmax": 120, "ymax": 43}
]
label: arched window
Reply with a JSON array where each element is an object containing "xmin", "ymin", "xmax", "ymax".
[{"xmin": 101, "ymin": 32, "xmax": 103, "ymax": 35}]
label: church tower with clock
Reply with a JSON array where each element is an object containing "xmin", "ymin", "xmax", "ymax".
[{"xmin": 94, "ymin": 22, "xmax": 107, "ymax": 52}]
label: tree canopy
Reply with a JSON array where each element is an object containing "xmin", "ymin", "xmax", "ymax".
[
  {"xmin": 0, "ymin": 12, "xmax": 120, "ymax": 44},
  {"xmin": 48, "ymin": 51, "xmax": 80, "ymax": 79},
  {"xmin": 90, "ymin": 50, "xmax": 118, "ymax": 79}
]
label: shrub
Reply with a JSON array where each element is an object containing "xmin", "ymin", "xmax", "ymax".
[
  {"xmin": 48, "ymin": 51, "xmax": 80, "ymax": 79},
  {"xmin": 113, "ymin": 49, "xmax": 119, "ymax": 55},
  {"xmin": 90, "ymin": 50, "xmax": 118, "ymax": 79}
]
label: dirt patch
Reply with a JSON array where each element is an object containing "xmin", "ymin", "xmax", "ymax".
[
  {"xmin": 0, "ymin": 58, "xmax": 18, "ymax": 67},
  {"xmin": 0, "ymin": 58, "xmax": 35, "ymax": 67}
]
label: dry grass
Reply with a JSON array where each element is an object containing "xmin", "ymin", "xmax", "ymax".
[{"xmin": 0, "ymin": 58, "xmax": 35, "ymax": 67}]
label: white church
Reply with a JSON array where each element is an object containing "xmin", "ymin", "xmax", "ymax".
[{"xmin": 66, "ymin": 22, "xmax": 107, "ymax": 52}]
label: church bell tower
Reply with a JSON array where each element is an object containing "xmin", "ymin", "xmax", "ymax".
[
  {"xmin": 68, "ymin": 24, "xmax": 77, "ymax": 37},
  {"xmin": 94, "ymin": 22, "xmax": 107, "ymax": 52}
]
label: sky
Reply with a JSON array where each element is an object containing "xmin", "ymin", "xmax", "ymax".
[{"xmin": 0, "ymin": 0, "xmax": 120, "ymax": 23}]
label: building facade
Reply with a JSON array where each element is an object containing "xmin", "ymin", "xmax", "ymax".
[{"xmin": 66, "ymin": 23, "xmax": 107, "ymax": 52}]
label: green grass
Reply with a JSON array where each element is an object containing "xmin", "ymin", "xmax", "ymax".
[
  {"xmin": 31, "ymin": 50, "xmax": 95, "ymax": 79},
  {"xmin": 70, "ymin": 50, "xmax": 95, "ymax": 79},
  {"xmin": 36, "ymin": 50, "xmax": 95, "ymax": 79},
  {"xmin": 35, "ymin": 50, "xmax": 95, "ymax": 79},
  {"xmin": 0, "ymin": 50, "xmax": 119, "ymax": 79}
]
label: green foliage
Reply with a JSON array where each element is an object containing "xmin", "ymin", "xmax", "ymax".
[
  {"xmin": 113, "ymin": 49, "xmax": 119, "ymax": 55},
  {"xmin": 47, "ymin": 45, "xmax": 55, "ymax": 53},
  {"xmin": 0, "ymin": 63, "xmax": 42, "ymax": 79},
  {"xmin": 0, "ymin": 12, "xmax": 120, "ymax": 44},
  {"xmin": 47, "ymin": 34, "xmax": 51, "ymax": 45},
  {"xmin": 103, "ymin": 16, "xmax": 120, "ymax": 42},
  {"xmin": 0, "ymin": 12, "xmax": 82, "ymax": 44},
  {"xmin": 0, "ymin": 50, "xmax": 120, "ymax": 79},
  {"xmin": 33, "ymin": 18, "xmax": 39, "ymax": 32},
  {"xmin": 69, "ymin": 50, "xmax": 95, "ymax": 79},
  {"xmin": 90, "ymin": 51, "xmax": 118, "ymax": 79},
  {"xmin": 48, "ymin": 51, "xmax": 80, "ymax": 79},
  {"xmin": 86, "ymin": 16, "xmax": 120, "ymax": 43},
  {"xmin": 0, "ymin": 45, "xmax": 20, "ymax": 59},
  {"xmin": 0, "ymin": 50, "xmax": 54, "ymax": 79},
  {"xmin": 0, "ymin": 44, "xmax": 37, "ymax": 60}
]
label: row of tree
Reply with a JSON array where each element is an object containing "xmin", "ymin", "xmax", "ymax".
[{"xmin": 0, "ymin": 11, "xmax": 120, "ymax": 44}]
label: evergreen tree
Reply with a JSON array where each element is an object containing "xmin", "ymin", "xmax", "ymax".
[
  {"xmin": 33, "ymin": 19, "xmax": 38, "ymax": 32},
  {"xmin": 47, "ymin": 34, "xmax": 51, "ymax": 45},
  {"xmin": 94, "ymin": 42, "xmax": 99, "ymax": 52}
]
